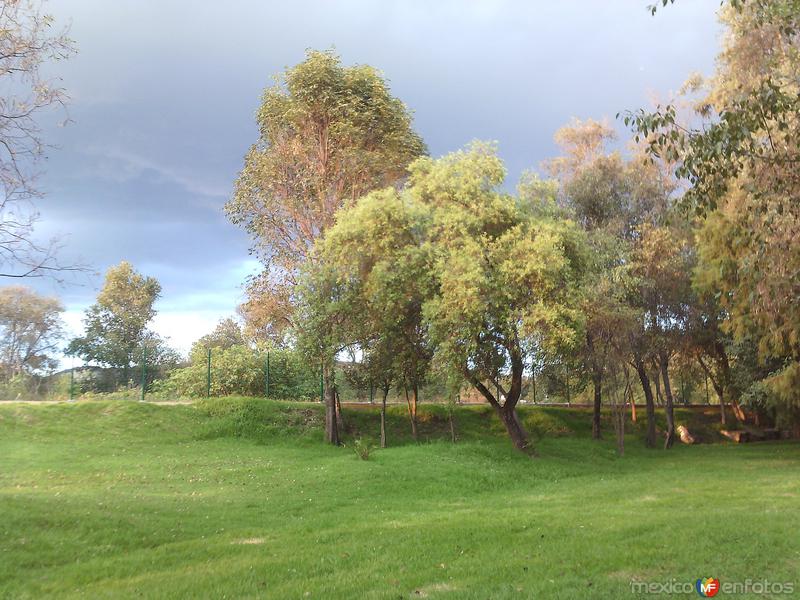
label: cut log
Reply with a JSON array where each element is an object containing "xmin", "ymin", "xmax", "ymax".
[
  {"xmin": 720, "ymin": 429, "xmax": 750, "ymax": 443},
  {"xmin": 677, "ymin": 425, "xmax": 695, "ymax": 445}
]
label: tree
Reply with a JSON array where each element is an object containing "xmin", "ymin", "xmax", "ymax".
[
  {"xmin": 67, "ymin": 262, "xmax": 161, "ymax": 382},
  {"xmin": 227, "ymin": 49, "xmax": 425, "ymax": 340},
  {"xmin": 547, "ymin": 119, "xmax": 672, "ymax": 443},
  {"xmin": 0, "ymin": 285, "xmax": 63, "ymax": 379},
  {"xmin": 227, "ymin": 50, "xmax": 425, "ymax": 442},
  {"xmin": 192, "ymin": 317, "xmax": 245, "ymax": 354},
  {"xmin": 629, "ymin": 223, "xmax": 694, "ymax": 448},
  {"xmin": 0, "ymin": 1, "xmax": 76, "ymax": 279},
  {"xmin": 548, "ymin": 120, "xmax": 624, "ymax": 439},
  {"xmin": 685, "ymin": 287, "xmax": 742, "ymax": 424},
  {"xmin": 417, "ymin": 144, "xmax": 588, "ymax": 450},
  {"xmin": 627, "ymin": 0, "xmax": 800, "ymax": 421},
  {"xmin": 305, "ymin": 186, "xmax": 434, "ymax": 442},
  {"xmin": 304, "ymin": 144, "xmax": 588, "ymax": 451}
]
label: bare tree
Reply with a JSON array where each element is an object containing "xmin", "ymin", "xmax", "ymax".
[
  {"xmin": 0, "ymin": 285, "xmax": 64, "ymax": 379},
  {"xmin": 0, "ymin": 0, "xmax": 76, "ymax": 279}
]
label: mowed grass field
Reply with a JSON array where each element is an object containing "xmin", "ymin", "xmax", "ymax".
[{"xmin": 1, "ymin": 399, "xmax": 798, "ymax": 599}]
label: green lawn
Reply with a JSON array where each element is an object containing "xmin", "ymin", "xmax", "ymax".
[{"xmin": 0, "ymin": 399, "xmax": 798, "ymax": 599}]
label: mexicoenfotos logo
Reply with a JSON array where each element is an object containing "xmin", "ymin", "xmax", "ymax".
[
  {"xmin": 631, "ymin": 577, "xmax": 794, "ymax": 595},
  {"xmin": 696, "ymin": 577, "xmax": 720, "ymax": 597}
]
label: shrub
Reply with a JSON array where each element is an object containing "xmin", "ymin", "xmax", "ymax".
[
  {"xmin": 164, "ymin": 345, "xmax": 319, "ymax": 399},
  {"xmin": 351, "ymin": 438, "xmax": 373, "ymax": 460}
]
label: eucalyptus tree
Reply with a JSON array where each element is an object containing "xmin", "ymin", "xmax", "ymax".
[
  {"xmin": 547, "ymin": 119, "xmax": 670, "ymax": 441},
  {"xmin": 629, "ymin": 224, "xmax": 694, "ymax": 448},
  {"xmin": 415, "ymin": 144, "xmax": 588, "ymax": 450},
  {"xmin": 228, "ymin": 50, "xmax": 425, "ymax": 443},
  {"xmin": 628, "ymin": 0, "xmax": 800, "ymax": 423}
]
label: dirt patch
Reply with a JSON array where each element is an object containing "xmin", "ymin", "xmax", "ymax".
[
  {"xmin": 232, "ymin": 537, "xmax": 265, "ymax": 545},
  {"xmin": 414, "ymin": 582, "xmax": 456, "ymax": 596}
]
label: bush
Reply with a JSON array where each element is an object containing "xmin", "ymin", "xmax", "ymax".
[
  {"xmin": 351, "ymin": 438, "xmax": 373, "ymax": 460},
  {"xmin": 162, "ymin": 345, "xmax": 319, "ymax": 399},
  {"xmin": 0, "ymin": 373, "xmax": 36, "ymax": 400}
]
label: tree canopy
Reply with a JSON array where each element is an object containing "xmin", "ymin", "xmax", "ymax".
[
  {"xmin": 68, "ymin": 261, "xmax": 161, "ymax": 375},
  {"xmin": 227, "ymin": 49, "xmax": 426, "ymax": 343}
]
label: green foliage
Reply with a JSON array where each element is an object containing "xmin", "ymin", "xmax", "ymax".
[
  {"xmin": 67, "ymin": 261, "xmax": 162, "ymax": 371},
  {"xmin": 162, "ymin": 345, "xmax": 318, "ymax": 399},
  {"xmin": 350, "ymin": 438, "xmax": 373, "ymax": 460},
  {"xmin": 227, "ymin": 49, "xmax": 426, "ymax": 340},
  {"xmin": 301, "ymin": 143, "xmax": 589, "ymax": 441},
  {"xmin": 190, "ymin": 318, "xmax": 245, "ymax": 355},
  {"xmin": 0, "ymin": 372, "xmax": 36, "ymax": 400},
  {"xmin": 630, "ymin": 0, "xmax": 800, "ymax": 414}
]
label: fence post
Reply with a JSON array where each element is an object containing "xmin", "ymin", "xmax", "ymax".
[
  {"xmin": 69, "ymin": 362, "xmax": 75, "ymax": 402},
  {"xmin": 206, "ymin": 348, "xmax": 212, "ymax": 398},
  {"xmin": 265, "ymin": 351, "xmax": 270, "ymax": 398},
  {"xmin": 140, "ymin": 346, "xmax": 147, "ymax": 402}
]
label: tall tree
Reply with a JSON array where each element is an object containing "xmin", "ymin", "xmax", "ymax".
[
  {"xmin": 227, "ymin": 50, "xmax": 425, "ymax": 442},
  {"xmin": 628, "ymin": 0, "xmax": 800, "ymax": 422},
  {"xmin": 0, "ymin": 285, "xmax": 63, "ymax": 379},
  {"xmin": 305, "ymin": 187, "xmax": 434, "ymax": 442},
  {"xmin": 420, "ymin": 145, "xmax": 587, "ymax": 450},
  {"xmin": 0, "ymin": 1, "xmax": 76, "ymax": 278},
  {"xmin": 547, "ymin": 119, "xmax": 671, "ymax": 443},
  {"xmin": 304, "ymin": 144, "xmax": 588, "ymax": 451},
  {"xmin": 547, "ymin": 120, "xmax": 624, "ymax": 439},
  {"xmin": 67, "ymin": 262, "xmax": 161, "ymax": 382},
  {"xmin": 629, "ymin": 223, "xmax": 694, "ymax": 448}
]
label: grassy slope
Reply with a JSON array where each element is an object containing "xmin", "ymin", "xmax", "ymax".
[{"xmin": 0, "ymin": 399, "xmax": 798, "ymax": 599}]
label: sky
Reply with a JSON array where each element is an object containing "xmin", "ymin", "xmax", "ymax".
[{"xmin": 29, "ymin": 0, "xmax": 722, "ymax": 359}]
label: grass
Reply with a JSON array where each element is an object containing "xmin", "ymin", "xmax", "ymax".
[{"xmin": 0, "ymin": 398, "xmax": 798, "ymax": 599}]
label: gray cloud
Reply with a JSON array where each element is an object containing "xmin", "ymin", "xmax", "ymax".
[{"xmin": 24, "ymin": 0, "xmax": 720, "ymax": 351}]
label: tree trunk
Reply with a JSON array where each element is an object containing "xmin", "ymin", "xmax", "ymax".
[
  {"xmin": 587, "ymin": 333, "xmax": 601, "ymax": 439},
  {"xmin": 630, "ymin": 395, "xmax": 637, "ymax": 423},
  {"xmin": 592, "ymin": 371, "xmax": 602, "ymax": 440},
  {"xmin": 659, "ymin": 354, "xmax": 676, "ymax": 449},
  {"xmin": 634, "ymin": 357, "xmax": 657, "ymax": 448},
  {"xmin": 699, "ymin": 356, "xmax": 727, "ymax": 425},
  {"xmin": 653, "ymin": 369, "xmax": 663, "ymax": 406},
  {"xmin": 335, "ymin": 389, "xmax": 343, "ymax": 426},
  {"xmin": 448, "ymin": 404, "xmax": 457, "ymax": 443},
  {"xmin": 705, "ymin": 361, "xmax": 726, "ymax": 425},
  {"xmin": 323, "ymin": 366, "xmax": 339, "ymax": 446},
  {"xmin": 413, "ymin": 383, "xmax": 419, "ymax": 436},
  {"xmin": 732, "ymin": 401, "xmax": 746, "ymax": 423},
  {"xmin": 466, "ymin": 348, "xmax": 530, "ymax": 451},
  {"xmin": 497, "ymin": 404, "xmax": 528, "ymax": 450},
  {"xmin": 404, "ymin": 385, "xmax": 418, "ymax": 441},
  {"xmin": 380, "ymin": 385, "xmax": 388, "ymax": 449}
]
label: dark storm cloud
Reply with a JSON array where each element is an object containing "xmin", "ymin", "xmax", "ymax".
[{"xmin": 27, "ymin": 0, "xmax": 720, "ymax": 351}]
